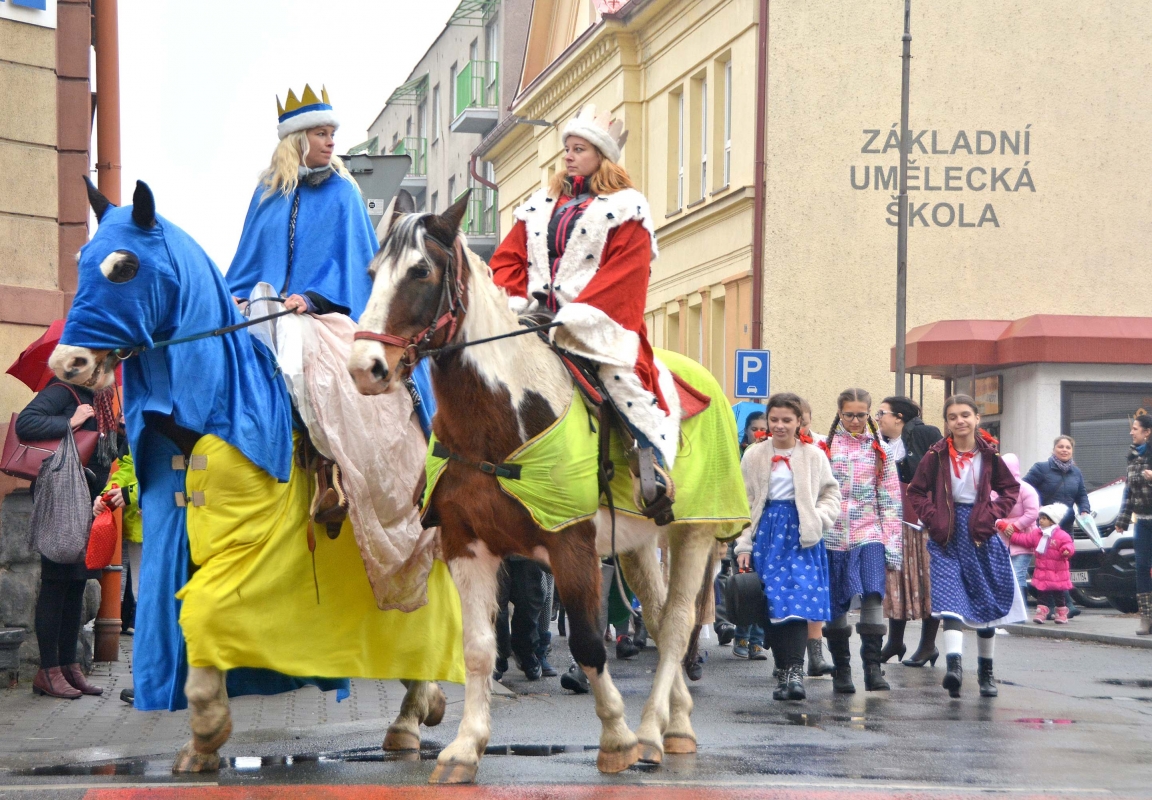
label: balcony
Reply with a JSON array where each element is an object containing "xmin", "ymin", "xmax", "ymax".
[
  {"xmin": 450, "ymin": 60, "xmax": 500, "ymax": 135},
  {"xmin": 391, "ymin": 136, "xmax": 428, "ymax": 195},
  {"xmin": 460, "ymin": 187, "xmax": 498, "ymax": 258}
]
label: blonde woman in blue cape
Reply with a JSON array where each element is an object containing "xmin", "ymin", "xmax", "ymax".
[{"xmin": 227, "ymin": 86, "xmax": 438, "ymax": 563}]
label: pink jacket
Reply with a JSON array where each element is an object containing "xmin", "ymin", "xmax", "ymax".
[
  {"xmin": 996, "ymin": 454, "xmax": 1040, "ymax": 556},
  {"xmin": 1011, "ymin": 526, "xmax": 1075, "ymax": 591}
]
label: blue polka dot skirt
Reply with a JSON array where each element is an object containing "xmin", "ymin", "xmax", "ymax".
[
  {"xmin": 827, "ymin": 541, "xmax": 888, "ymax": 620},
  {"xmin": 752, "ymin": 500, "xmax": 832, "ymax": 623},
  {"xmin": 927, "ymin": 503, "xmax": 1023, "ymax": 626}
]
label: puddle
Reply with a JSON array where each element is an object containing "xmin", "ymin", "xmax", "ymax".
[
  {"xmin": 1100, "ymin": 678, "xmax": 1152, "ymax": 688},
  {"xmin": 1013, "ymin": 718, "xmax": 1075, "ymax": 727},
  {"xmin": 14, "ymin": 744, "xmax": 592, "ymax": 776}
]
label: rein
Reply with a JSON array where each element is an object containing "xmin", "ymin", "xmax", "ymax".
[{"xmin": 113, "ymin": 301, "xmax": 297, "ymax": 360}]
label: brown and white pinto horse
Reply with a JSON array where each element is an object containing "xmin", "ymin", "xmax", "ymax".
[{"xmin": 348, "ymin": 191, "xmax": 718, "ymax": 784}]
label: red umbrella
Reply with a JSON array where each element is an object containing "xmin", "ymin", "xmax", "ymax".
[{"xmin": 6, "ymin": 319, "xmax": 65, "ymax": 392}]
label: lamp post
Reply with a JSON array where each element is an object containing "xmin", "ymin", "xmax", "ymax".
[{"xmin": 894, "ymin": 0, "xmax": 912, "ymax": 396}]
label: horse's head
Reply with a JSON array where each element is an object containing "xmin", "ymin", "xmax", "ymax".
[
  {"xmin": 49, "ymin": 179, "xmax": 176, "ymax": 390},
  {"xmin": 349, "ymin": 189, "xmax": 470, "ymax": 394}
]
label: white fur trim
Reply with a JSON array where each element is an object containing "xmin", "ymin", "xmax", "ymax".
[
  {"xmin": 507, "ymin": 295, "xmax": 530, "ymax": 315},
  {"xmin": 551, "ymin": 302, "xmax": 640, "ymax": 369},
  {"xmin": 512, "ymin": 187, "xmax": 658, "ymax": 307},
  {"xmin": 562, "ymin": 121, "xmax": 621, "ymax": 163},
  {"xmin": 277, "ymin": 109, "xmax": 340, "ymax": 140},
  {"xmin": 598, "ymin": 356, "xmax": 681, "ymax": 469}
]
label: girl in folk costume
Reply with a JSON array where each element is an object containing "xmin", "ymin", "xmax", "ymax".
[
  {"xmin": 735, "ymin": 393, "xmax": 841, "ymax": 701},
  {"xmin": 489, "ymin": 105, "xmax": 676, "ymax": 516},
  {"xmin": 820, "ymin": 389, "xmax": 903, "ymax": 694},
  {"xmin": 907, "ymin": 395, "xmax": 1026, "ymax": 699},
  {"xmin": 225, "ymin": 84, "xmax": 436, "ymax": 532},
  {"xmin": 874, "ymin": 396, "xmax": 944, "ymax": 667}
]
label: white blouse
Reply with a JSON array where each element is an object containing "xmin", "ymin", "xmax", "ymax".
[
  {"xmin": 769, "ymin": 449, "xmax": 796, "ymax": 501},
  {"xmin": 950, "ymin": 451, "xmax": 983, "ymax": 504}
]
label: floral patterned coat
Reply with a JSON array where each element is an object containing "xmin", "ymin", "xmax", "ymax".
[{"xmin": 822, "ymin": 425, "xmax": 903, "ymax": 567}]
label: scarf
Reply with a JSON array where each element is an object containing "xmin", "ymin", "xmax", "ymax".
[
  {"xmin": 93, "ymin": 386, "xmax": 119, "ymax": 467},
  {"xmin": 1049, "ymin": 455, "xmax": 1074, "ymax": 474},
  {"xmin": 946, "ymin": 436, "xmax": 976, "ymax": 478}
]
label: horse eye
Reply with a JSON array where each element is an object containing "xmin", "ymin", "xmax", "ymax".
[
  {"xmin": 409, "ymin": 266, "xmax": 431, "ymax": 280},
  {"xmin": 99, "ymin": 250, "xmax": 139, "ymax": 284}
]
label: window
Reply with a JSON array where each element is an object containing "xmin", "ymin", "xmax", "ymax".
[
  {"xmin": 406, "ymin": 116, "xmax": 412, "ymax": 136},
  {"xmin": 470, "ymin": 39, "xmax": 479, "ymax": 63},
  {"xmin": 723, "ymin": 60, "xmax": 732, "ymax": 187},
  {"xmin": 710, "ymin": 295, "xmax": 726, "ymax": 391},
  {"xmin": 667, "ymin": 89, "xmax": 684, "ymax": 212},
  {"xmin": 417, "ymin": 100, "xmax": 427, "ymax": 141},
  {"xmin": 1061, "ymin": 382, "xmax": 1152, "ymax": 490},
  {"xmin": 699, "ymin": 78, "xmax": 708, "ymax": 200},
  {"xmin": 431, "ymin": 191, "xmax": 439, "ymax": 214},
  {"xmin": 432, "ymin": 85, "xmax": 441, "ymax": 141},
  {"xmin": 666, "ymin": 310, "xmax": 681, "ymax": 355},
  {"xmin": 448, "ymin": 176, "xmax": 456, "ymax": 204},
  {"xmin": 485, "ymin": 18, "xmax": 499, "ymax": 62},
  {"xmin": 449, "ymin": 64, "xmax": 457, "ymax": 120},
  {"xmin": 392, "ymin": 132, "xmax": 399, "ymax": 150}
]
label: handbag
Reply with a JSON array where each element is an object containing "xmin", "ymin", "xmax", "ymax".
[
  {"xmin": 86, "ymin": 487, "xmax": 120, "ymax": 570},
  {"xmin": 1, "ymin": 383, "xmax": 100, "ymax": 481},
  {"xmin": 724, "ymin": 566, "xmax": 768, "ymax": 628},
  {"xmin": 29, "ymin": 427, "xmax": 93, "ymax": 564}
]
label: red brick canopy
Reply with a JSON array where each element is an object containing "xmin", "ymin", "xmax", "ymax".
[{"xmin": 893, "ymin": 315, "xmax": 1152, "ymax": 376}]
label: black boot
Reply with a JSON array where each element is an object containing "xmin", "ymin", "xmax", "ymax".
[
  {"xmin": 903, "ymin": 616, "xmax": 941, "ymax": 667},
  {"xmin": 880, "ymin": 619, "xmax": 907, "ymax": 663},
  {"xmin": 824, "ymin": 627, "xmax": 855, "ymax": 694},
  {"xmin": 977, "ymin": 657, "xmax": 998, "ymax": 697},
  {"xmin": 633, "ymin": 616, "xmax": 650, "ymax": 650},
  {"xmin": 857, "ymin": 623, "xmax": 891, "ymax": 691},
  {"xmin": 772, "ymin": 656, "xmax": 790, "ymax": 701},
  {"xmin": 806, "ymin": 638, "xmax": 834, "ymax": 676},
  {"xmin": 943, "ymin": 653, "xmax": 963, "ymax": 698}
]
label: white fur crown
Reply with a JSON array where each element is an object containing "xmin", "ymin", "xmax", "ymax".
[{"xmin": 562, "ymin": 104, "xmax": 628, "ymax": 163}]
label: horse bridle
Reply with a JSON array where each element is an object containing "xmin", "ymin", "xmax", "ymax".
[{"xmin": 352, "ymin": 236, "xmax": 467, "ymax": 369}]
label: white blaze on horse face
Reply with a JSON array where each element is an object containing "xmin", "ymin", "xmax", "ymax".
[
  {"xmin": 349, "ymin": 246, "xmax": 425, "ymax": 394},
  {"xmin": 48, "ymin": 344, "xmax": 116, "ymax": 390}
]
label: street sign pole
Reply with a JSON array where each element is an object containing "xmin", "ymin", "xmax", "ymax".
[{"xmin": 895, "ymin": 0, "xmax": 912, "ymax": 396}]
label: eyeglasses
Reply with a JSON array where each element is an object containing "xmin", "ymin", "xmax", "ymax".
[
  {"xmin": 840, "ymin": 412, "xmax": 869, "ymax": 421},
  {"xmin": 874, "ymin": 410, "xmax": 889, "ymax": 419}
]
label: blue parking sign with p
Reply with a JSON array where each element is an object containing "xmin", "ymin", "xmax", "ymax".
[{"xmin": 734, "ymin": 349, "xmax": 770, "ymax": 398}]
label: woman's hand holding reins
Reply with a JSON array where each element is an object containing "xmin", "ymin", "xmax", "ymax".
[
  {"xmin": 285, "ymin": 294, "xmax": 309, "ymax": 315},
  {"xmin": 737, "ymin": 553, "xmax": 752, "ymax": 570}
]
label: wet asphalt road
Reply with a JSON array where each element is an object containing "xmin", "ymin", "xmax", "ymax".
[{"xmin": 2, "ymin": 625, "xmax": 1151, "ymax": 798}]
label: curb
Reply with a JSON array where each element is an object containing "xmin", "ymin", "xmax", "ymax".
[{"xmin": 1003, "ymin": 623, "xmax": 1152, "ymax": 649}]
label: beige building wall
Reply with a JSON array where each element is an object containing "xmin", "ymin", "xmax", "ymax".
[
  {"xmin": 763, "ymin": 1, "xmax": 1152, "ymax": 430},
  {"xmin": 484, "ymin": 0, "xmax": 759, "ymax": 400}
]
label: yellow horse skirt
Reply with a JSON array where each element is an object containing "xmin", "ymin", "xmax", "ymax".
[{"xmin": 176, "ymin": 434, "xmax": 465, "ymax": 683}]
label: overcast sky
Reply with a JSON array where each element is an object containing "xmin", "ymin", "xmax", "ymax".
[{"xmin": 116, "ymin": 0, "xmax": 460, "ymax": 269}]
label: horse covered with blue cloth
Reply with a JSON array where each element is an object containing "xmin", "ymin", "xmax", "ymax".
[{"xmin": 50, "ymin": 180, "xmax": 463, "ymax": 773}]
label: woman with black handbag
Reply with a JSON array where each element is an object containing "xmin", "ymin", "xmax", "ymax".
[
  {"xmin": 16, "ymin": 377, "xmax": 117, "ymax": 698},
  {"xmin": 734, "ymin": 393, "xmax": 841, "ymax": 701}
]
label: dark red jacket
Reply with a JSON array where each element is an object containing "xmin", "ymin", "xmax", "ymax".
[{"xmin": 907, "ymin": 435, "xmax": 1019, "ymax": 546}]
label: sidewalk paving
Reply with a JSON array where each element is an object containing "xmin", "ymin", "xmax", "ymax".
[{"xmin": 1002, "ymin": 606, "xmax": 1152, "ymax": 648}]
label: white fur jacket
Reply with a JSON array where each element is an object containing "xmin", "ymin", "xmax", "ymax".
[{"xmin": 734, "ymin": 440, "xmax": 842, "ymax": 554}]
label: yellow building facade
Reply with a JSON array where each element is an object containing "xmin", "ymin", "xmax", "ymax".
[{"xmin": 480, "ymin": 0, "xmax": 759, "ymax": 401}]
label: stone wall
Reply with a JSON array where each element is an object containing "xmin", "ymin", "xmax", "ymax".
[{"xmin": 0, "ymin": 489, "xmax": 99, "ymax": 680}]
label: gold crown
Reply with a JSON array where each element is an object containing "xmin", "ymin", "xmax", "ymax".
[{"xmin": 276, "ymin": 84, "xmax": 331, "ymax": 118}]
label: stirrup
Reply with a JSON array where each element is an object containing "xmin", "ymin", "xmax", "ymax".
[
  {"xmin": 311, "ymin": 458, "xmax": 348, "ymax": 538},
  {"xmin": 631, "ymin": 447, "xmax": 675, "ymax": 526}
]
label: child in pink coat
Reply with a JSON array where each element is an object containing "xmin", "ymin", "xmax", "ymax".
[
  {"xmin": 995, "ymin": 454, "xmax": 1041, "ymax": 592},
  {"xmin": 1011, "ymin": 503, "xmax": 1076, "ymax": 624}
]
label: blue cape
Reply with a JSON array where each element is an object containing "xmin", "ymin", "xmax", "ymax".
[
  {"xmin": 226, "ymin": 175, "xmax": 377, "ymax": 320},
  {"xmin": 62, "ymin": 203, "xmax": 345, "ymax": 710}
]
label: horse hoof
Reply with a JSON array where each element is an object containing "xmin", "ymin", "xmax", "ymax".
[
  {"xmin": 429, "ymin": 760, "xmax": 478, "ymax": 784},
  {"xmin": 191, "ymin": 717, "xmax": 233, "ymax": 755},
  {"xmin": 382, "ymin": 728, "xmax": 421, "ymax": 751},
  {"xmin": 172, "ymin": 742, "xmax": 220, "ymax": 774},
  {"xmin": 597, "ymin": 743, "xmax": 640, "ymax": 774},
  {"xmin": 637, "ymin": 740, "xmax": 663, "ymax": 764},
  {"xmin": 663, "ymin": 734, "xmax": 697, "ymax": 754},
  {"xmin": 424, "ymin": 685, "xmax": 447, "ymax": 728}
]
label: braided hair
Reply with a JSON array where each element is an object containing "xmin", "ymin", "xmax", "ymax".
[{"xmin": 824, "ymin": 387, "xmax": 887, "ymax": 478}]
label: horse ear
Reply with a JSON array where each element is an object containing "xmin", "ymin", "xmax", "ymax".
[
  {"xmin": 441, "ymin": 189, "xmax": 470, "ymax": 235},
  {"xmin": 376, "ymin": 190, "xmax": 417, "ymax": 245},
  {"xmin": 84, "ymin": 176, "xmax": 114, "ymax": 221},
  {"xmin": 132, "ymin": 181, "xmax": 156, "ymax": 229}
]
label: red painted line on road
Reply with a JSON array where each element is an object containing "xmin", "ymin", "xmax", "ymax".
[{"xmin": 82, "ymin": 786, "xmax": 1109, "ymax": 800}]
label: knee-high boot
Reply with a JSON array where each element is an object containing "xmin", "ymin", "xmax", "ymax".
[
  {"xmin": 879, "ymin": 619, "xmax": 907, "ymax": 663},
  {"xmin": 824, "ymin": 627, "xmax": 855, "ymax": 694},
  {"xmin": 903, "ymin": 616, "xmax": 941, "ymax": 667},
  {"xmin": 857, "ymin": 623, "xmax": 891, "ymax": 691}
]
